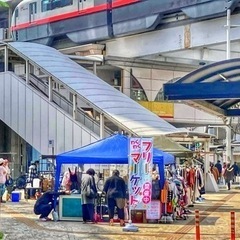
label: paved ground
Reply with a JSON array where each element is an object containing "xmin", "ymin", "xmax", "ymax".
[{"xmin": 0, "ymin": 188, "xmax": 240, "ymax": 240}]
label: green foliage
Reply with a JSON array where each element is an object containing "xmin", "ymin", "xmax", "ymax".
[
  {"xmin": 0, "ymin": 231, "xmax": 3, "ymax": 239},
  {"xmin": 0, "ymin": 1, "xmax": 9, "ymax": 8}
]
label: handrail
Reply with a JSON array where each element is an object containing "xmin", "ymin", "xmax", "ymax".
[{"xmin": 23, "ymin": 73, "xmax": 114, "ymax": 136}]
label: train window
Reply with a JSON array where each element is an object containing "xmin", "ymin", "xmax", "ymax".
[
  {"xmin": 52, "ymin": 0, "xmax": 61, "ymax": 9},
  {"xmin": 61, "ymin": 0, "xmax": 73, "ymax": 7},
  {"xmin": 41, "ymin": 0, "xmax": 73, "ymax": 12},
  {"xmin": 15, "ymin": 8, "xmax": 19, "ymax": 18},
  {"xmin": 41, "ymin": 0, "xmax": 50, "ymax": 12},
  {"xmin": 29, "ymin": 2, "xmax": 37, "ymax": 14},
  {"xmin": 29, "ymin": 2, "xmax": 37, "ymax": 22}
]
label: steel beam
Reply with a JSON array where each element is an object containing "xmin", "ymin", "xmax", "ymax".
[
  {"xmin": 226, "ymin": 109, "xmax": 240, "ymax": 116},
  {"xmin": 185, "ymin": 100, "xmax": 226, "ymax": 117},
  {"xmin": 106, "ymin": 13, "xmax": 240, "ymax": 59},
  {"xmin": 163, "ymin": 82, "xmax": 240, "ymax": 100}
]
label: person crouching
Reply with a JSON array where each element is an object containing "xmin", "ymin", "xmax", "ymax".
[{"xmin": 34, "ymin": 190, "xmax": 68, "ymax": 221}]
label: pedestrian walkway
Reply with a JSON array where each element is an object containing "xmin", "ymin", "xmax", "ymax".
[{"xmin": 0, "ymin": 189, "xmax": 240, "ymax": 240}]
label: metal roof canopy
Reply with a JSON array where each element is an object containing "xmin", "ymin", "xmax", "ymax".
[
  {"xmin": 163, "ymin": 58, "xmax": 240, "ymax": 117},
  {"xmin": 154, "ymin": 135, "xmax": 192, "ymax": 157},
  {"xmin": 7, "ymin": 42, "xmax": 179, "ymax": 137}
]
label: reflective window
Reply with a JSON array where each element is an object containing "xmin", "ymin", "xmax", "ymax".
[
  {"xmin": 29, "ymin": 2, "xmax": 37, "ymax": 14},
  {"xmin": 41, "ymin": 0, "xmax": 73, "ymax": 12},
  {"xmin": 15, "ymin": 8, "xmax": 19, "ymax": 18},
  {"xmin": 130, "ymin": 74, "xmax": 148, "ymax": 101}
]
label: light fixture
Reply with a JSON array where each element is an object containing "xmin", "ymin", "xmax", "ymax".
[{"xmin": 219, "ymin": 74, "xmax": 229, "ymax": 82}]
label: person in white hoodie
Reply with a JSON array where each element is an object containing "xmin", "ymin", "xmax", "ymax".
[
  {"xmin": 0, "ymin": 158, "xmax": 7, "ymax": 203},
  {"xmin": 27, "ymin": 160, "xmax": 39, "ymax": 199}
]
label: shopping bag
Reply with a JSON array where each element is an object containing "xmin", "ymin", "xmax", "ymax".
[
  {"xmin": 86, "ymin": 185, "xmax": 97, "ymax": 198},
  {"xmin": 52, "ymin": 210, "xmax": 59, "ymax": 222}
]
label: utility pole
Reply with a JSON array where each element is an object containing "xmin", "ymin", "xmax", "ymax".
[{"xmin": 225, "ymin": 9, "xmax": 233, "ymax": 164}]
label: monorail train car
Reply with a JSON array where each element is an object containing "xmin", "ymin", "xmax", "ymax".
[{"xmin": 10, "ymin": 0, "xmax": 239, "ymax": 46}]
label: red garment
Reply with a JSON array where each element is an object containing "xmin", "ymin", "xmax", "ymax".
[{"xmin": 186, "ymin": 168, "xmax": 195, "ymax": 188}]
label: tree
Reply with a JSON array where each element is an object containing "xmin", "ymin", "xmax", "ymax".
[{"xmin": 0, "ymin": 1, "xmax": 9, "ymax": 8}]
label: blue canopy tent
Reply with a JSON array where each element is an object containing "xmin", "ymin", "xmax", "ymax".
[{"xmin": 54, "ymin": 134, "xmax": 175, "ymax": 191}]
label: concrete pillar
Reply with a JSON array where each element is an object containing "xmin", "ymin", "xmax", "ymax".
[
  {"xmin": 226, "ymin": 125, "xmax": 232, "ymax": 163},
  {"xmin": 225, "ymin": 10, "xmax": 233, "ymax": 164},
  {"xmin": 10, "ymin": 130, "xmax": 21, "ymax": 178},
  {"xmin": 4, "ymin": 46, "xmax": 8, "ymax": 72},
  {"xmin": 0, "ymin": 121, "xmax": 5, "ymax": 153},
  {"xmin": 122, "ymin": 68, "xmax": 131, "ymax": 96},
  {"xmin": 7, "ymin": 8, "xmax": 12, "ymax": 39},
  {"xmin": 204, "ymin": 139, "xmax": 210, "ymax": 187},
  {"xmin": 226, "ymin": 9, "xmax": 231, "ymax": 60}
]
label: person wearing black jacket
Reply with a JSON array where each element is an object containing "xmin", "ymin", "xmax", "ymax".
[
  {"xmin": 34, "ymin": 190, "xmax": 67, "ymax": 221},
  {"xmin": 103, "ymin": 170, "xmax": 126, "ymax": 226}
]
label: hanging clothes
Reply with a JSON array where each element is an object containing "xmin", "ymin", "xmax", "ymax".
[
  {"xmin": 68, "ymin": 167, "xmax": 79, "ymax": 191},
  {"xmin": 186, "ymin": 167, "xmax": 195, "ymax": 189}
]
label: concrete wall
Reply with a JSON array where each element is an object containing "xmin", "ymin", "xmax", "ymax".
[
  {"xmin": 0, "ymin": 71, "xmax": 98, "ymax": 156},
  {"xmin": 120, "ymin": 67, "xmax": 223, "ymax": 126}
]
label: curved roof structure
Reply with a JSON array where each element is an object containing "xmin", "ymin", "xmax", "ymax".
[
  {"xmin": 8, "ymin": 42, "xmax": 179, "ymax": 136},
  {"xmin": 163, "ymin": 58, "xmax": 240, "ymax": 117}
]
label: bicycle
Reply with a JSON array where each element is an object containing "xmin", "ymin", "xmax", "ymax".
[
  {"xmin": 5, "ymin": 174, "xmax": 28, "ymax": 200},
  {"xmin": 6, "ymin": 174, "xmax": 27, "ymax": 189}
]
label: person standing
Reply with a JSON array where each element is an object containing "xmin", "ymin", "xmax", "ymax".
[
  {"xmin": 3, "ymin": 159, "xmax": 12, "ymax": 201},
  {"xmin": 210, "ymin": 163, "xmax": 219, "ymax": 183},
  {"xmin": 232, "ymin": 162, "xmax": 239, "ymax": 183},
  {"xmin": 3, "ymin": 159, "xmax": 10, "ymax": 180},
  {"xmin": 224, "ymin": 163, "xmax": 234, "ymax": 190},
  {"xmin": 81, "ymin": 168, "xmax": 97, "ymax": 223},
  {"xmin": 0, "ymin": 158, "xmax": 7, "ymax": 203},
  {"xmin": 27, "ymin": 160, "xmax": 39, "ymax": 199},
  {"xmin": 215, "ymin": 160, "xmax": 222, "ymax": 184},
  {"xmin": 222, "ymin": 162, "xmax": 227, "ymax": 185},
  {"xmin": 103, "ymin": 170, "xmax": 126, "ymax": 227}
]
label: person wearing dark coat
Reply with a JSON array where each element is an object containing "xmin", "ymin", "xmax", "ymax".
[
  {"xmin": 232, "ymin": 162, "xmax": 239, "ymax": 183},
  {"xmin": 224, "ymin": 163, "xmax": 234, "ymax": 190},
  {"xmin": 103, "ymin": 170, "xmax": 126, "ymax": 227},
  {"xmin": 34, "ymin": 190, "xmax": 67, "ymax": 221},
  {"xmin": 81, "ymin": 168, "xmax": 97, "ymax": 223},
  {"xmin": 215, "ymin": 160, "xmax": 222, "ymax": 183}
]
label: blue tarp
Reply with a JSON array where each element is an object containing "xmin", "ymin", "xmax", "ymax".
[{"xmin": 54, "ymin": 134, "xmax": 174, "ymax": 190}]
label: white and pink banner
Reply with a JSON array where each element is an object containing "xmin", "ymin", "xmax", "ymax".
[{"xmin": 128, "ymin": 137, "xmax": 153, "ymax": 210}]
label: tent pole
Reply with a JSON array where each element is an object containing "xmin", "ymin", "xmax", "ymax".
[{"xmin": 158, "ymin": 160, "xmax": 165, "ymax": 190}]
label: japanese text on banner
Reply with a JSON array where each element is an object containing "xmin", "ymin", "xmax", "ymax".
[{"xmin": 128, "ymin": 137, "xmax": 153, "ymax": 210}]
